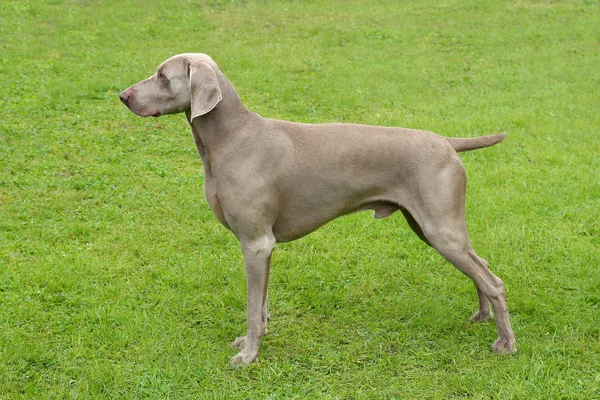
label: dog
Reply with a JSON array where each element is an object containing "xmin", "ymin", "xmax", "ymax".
[{"xmin": 119, "ymin": 53, "xmax": 517, "ymax": 366}]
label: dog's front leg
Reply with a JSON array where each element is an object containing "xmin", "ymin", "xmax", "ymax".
[{"xmin": 231, "ymin": 235, "xmax": 275, "ymax": 366}]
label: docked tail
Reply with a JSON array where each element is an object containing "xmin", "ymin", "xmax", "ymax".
[{"xmin": 446, "ymin": 133, "xmax": 507, "ymax": 152}]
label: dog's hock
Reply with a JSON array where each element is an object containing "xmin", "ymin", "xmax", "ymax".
[{"xmin": 189, "ymin": 61, "xmax": 223, "ymax": 120}]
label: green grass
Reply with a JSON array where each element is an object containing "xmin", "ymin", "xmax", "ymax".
[{"xmin": 1, "ymin": 0, "xmax": 599, "ymax": 398}]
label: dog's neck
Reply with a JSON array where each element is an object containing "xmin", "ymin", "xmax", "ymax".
[{"xmin": 186, "ymin": 72, "xmax": 255, "ymax": 163}]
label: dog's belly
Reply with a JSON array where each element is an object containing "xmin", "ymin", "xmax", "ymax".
[{"xmin": 271, "ymin": 190, "xmax": 406, "ymax": 242}]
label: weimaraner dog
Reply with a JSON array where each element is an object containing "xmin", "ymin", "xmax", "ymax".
[{"xmin": 119, "ymin": 53, "xmax": 516, "ymax": 366}]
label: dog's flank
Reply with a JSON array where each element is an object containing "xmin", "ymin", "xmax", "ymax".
[{"xmin": 120, "ymin": 53, "xmax": 516, "ymax": 366}]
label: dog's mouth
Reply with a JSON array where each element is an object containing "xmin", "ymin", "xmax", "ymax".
[
  {"xmin": 133, "ymin": 106, "xmax": 161, "ymax": 118},
  {"xmin": 120, "ymin": 95, "xmax": 160, "ymax": 118}
]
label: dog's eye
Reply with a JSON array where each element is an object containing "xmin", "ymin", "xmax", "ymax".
[{"xmin": 158, "ymin": 72, "xmax": 167, "ymax": 80}]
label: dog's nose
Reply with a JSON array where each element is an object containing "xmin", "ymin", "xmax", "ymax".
[{"xmin": 119, "ymin": 89, "xmax": 131, "ymax": 104}]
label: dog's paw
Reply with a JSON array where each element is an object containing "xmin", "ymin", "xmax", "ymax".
[
  {"xmin": 492, "ymin": 336, "xmax": 517, "ymax": 355},
  {"xmin": 469, "ymin": 310, "xmax": 494, "ymax": 323},
  {"xmin": 231, "ymin": 336, "xmax": 246, "ymax": 351},
  {"xmin": 231, "ymin": 349, "xmax": 258, "ymax": 367}
]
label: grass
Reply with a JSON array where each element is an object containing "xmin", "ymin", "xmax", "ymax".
[{"xmin": 0, "ymin": 0, "xmax": 599, "ymax": 398}]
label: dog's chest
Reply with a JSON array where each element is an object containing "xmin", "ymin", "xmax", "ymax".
[{"xmin": 204, "ymin": 175, "xmax": 230, "ymax": 229}]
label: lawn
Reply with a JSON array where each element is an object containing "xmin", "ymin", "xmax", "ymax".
[{"xmin": 0, "ymin": 0, "xmax": 599, "ymax": 398}]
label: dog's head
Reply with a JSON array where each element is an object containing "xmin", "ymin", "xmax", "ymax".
[{"xmin": 119, "ymin": 53, "xmax": 222, "ymax": 120}]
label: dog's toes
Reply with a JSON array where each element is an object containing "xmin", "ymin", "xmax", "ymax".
[
  {"xmin": 469, "ymin": 310, "xmax": 494, "ymax": 323},
  {"xmin": 492, "ymin": 336, "xmax": 517, "ymax": 355},
  {"xmin": 231, "ymin": 336, "xmax": 246, "ymax": 351},
  {"xmin": 230, "ymin": 335, "xmax": 260, "ymax": 366},
  {"xmin": 231, "ymin": 350, "xmax": 258, "ymax": 367}
]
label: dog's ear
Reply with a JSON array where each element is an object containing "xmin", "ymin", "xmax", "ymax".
[{"xmin": 188, "ymin": 61, "xmax": 222, "ymax": 120}]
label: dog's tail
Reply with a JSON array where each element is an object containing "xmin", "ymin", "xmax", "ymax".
[{"xmin": 446, "ymin": 133, "xmax": 507, "ymax": 152}]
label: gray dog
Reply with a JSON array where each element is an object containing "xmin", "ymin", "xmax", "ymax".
[{"xmin": 119, "ymin": 53, "xmax": 517, "ymax": 366}]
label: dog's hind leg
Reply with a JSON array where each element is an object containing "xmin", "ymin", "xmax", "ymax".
[
  {"xmin": 405, "ymin": 159, "xmax": 516, "ymax": 354},
  {"xmin": 467, "ymin": 253, "xmax": 494, "ymax": 323},
  {"xmin": 401, "ymin": 208, "xmax": 432, "ymax": 246},
  {"xmin": 402, "ymin": 207, "xmax": 492, "ymax": 322},
  {"xmin": 427, "ymin": 229, "xmax": 516, "ymax": 353}
]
